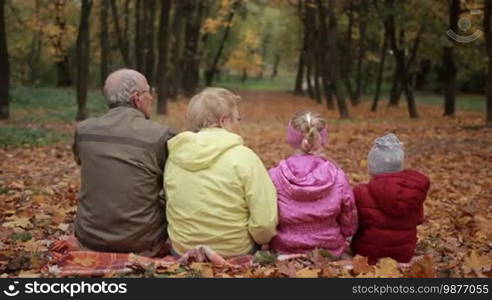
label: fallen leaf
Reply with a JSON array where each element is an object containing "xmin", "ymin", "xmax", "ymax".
[
  {"xmin": 375, "ymin": 258, "xmax": 401, "ymax": 278},
  {"xmin": 2, "ymin": 217, "xmax": 33, "ymax": 230},
  {"xmin": 352, "ymin": 255, "xmax": 375, "ymax": 275},
  {"xmin": 463, "ymin": 250, "xmax": 492, "ymax": 277},
  {"xmin": 73, "ymin": 256, "xmax": 96, "ymax": 267},
  {"xmin": 190, "ymin": 262, "xmax": 214, "ymax": 278},
  {"xmin": 17, "ymin": 270, "xmax": 41, "ymax": 278},
  {"xmin": 21, "ymin": 240, "xmax": 48, "ymax": 252},
  {"xmin": 295, "ymin": 267, "xmax": 320, "ymax": 278},
  {"xmin": 155, "ymin": 263, "xmax": 180, "ymax": 274},
  {"xmin": 57, "ymin": 223, "xmax": 69, "ymax": 232},
  {"xmin": 403, "ymin": 255, "xmax": 436, "ymax": 278}
]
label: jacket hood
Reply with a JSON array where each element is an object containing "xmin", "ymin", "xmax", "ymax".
[
  {"xmin": 368, "ymin": 169, "xmax": 430, "ymax": 217},
  {"xmin": 168, "ymin": 128, "xmax": 243, "ymax": 171},
  {"xmin": 271, "ymin": 154, "xmax": 338, "ymax": 201}
]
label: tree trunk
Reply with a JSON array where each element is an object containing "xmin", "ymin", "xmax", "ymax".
[
  {"xmin": 443, "ymin": 0, "xmax": 459, "ymax": 117},
  {"xmin": 76, "ymin": 0, "xmax": 93, "ymax": 121},
  {"xmin": 57, "ymin": 57, "xmax": 72, "ymax": 87},
  {"xmin": 205, "ymin": 0, "xmax": 240, "ymax": 86},
  {"xmin": 53, "ymin": 0, "xmax": 72, "ymax": 87},
  {"xmin": 169, "ymin": 0, "xmax": 185, "ymax": 99},
  {"xmin": 182, "ymin": 0, "xmax": 205, "ymax": 95},
  {"xmin": 144, "ymin": 0, "xmax": 157, "ymax": 83},
  {"xmin": 305, "ymin": 0, "xmax": 321, "ymax": 104},
  {"xmin": 327, "ymin": 0, "xmax": 350, "ymax": 119},
  {"xmin": 355, "ymin": 0, "xmax": 368, "ymax": 104},
  {"xmin": 485, "ymin": 0, "xmax": 492, "ymax": 126},
  {"xmin": 156, "ymin": 0, "xmax": 172, "ymax": 114},
  {"xmin": 387, "ymin": 18, "xmax": 404, "ymax": 106},
  {"xmin": 271, "ymin": 54, "xmax": 280, "ymax": 79},
  {"xmin": 0, "ymin": 0, "xmax": 9, "ymax": 120},
  {"xmin": 372, "ymin": 29, "xmax": 388, "ymax": 112},
  {"xmin": 402, "ymin": 25, "xmax": 424, "ymax": 118},
  {"xmin": 100, "ymin": 0, "xmax": 110, "ymax": 86},
  {"xmin": 342, "ymin": 2, "xmax": 357, "ymax": 104},
  {"xmin": 305, "ymin": 58, "xmax": 315, "ymax": 99},
  {"xmin": 294, "ymin": 2, "xmax": 305, "ymax": 95},
  {"xmin": 241, "ymin": 69, "xmax": 248, "ymax": 83},
  {"xmin": 294, "ymin": 50, "xmax": 305, "ymax": 94},
  {"xmin": 110, "ymin": 0, "xmax": 131, "ymax": 67},
  {"xmin": 134, "ymin": 0, "xmax": 143, "ymax": 71},
  {"xmin": 26, "ymin": 0, "xmax": 42, "ymax": 85},
  {"xmin": 316, "ymin": 0, "xmax": 335, "ymax": 109}
]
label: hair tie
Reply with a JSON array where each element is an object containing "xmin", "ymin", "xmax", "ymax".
[
  {"xmin": 305, "ymin": 113, "xmax": 312, "ymax": 127},
  {"xmin": 286, "ymin": 120, "xmax": 328, "ymax": 149}
]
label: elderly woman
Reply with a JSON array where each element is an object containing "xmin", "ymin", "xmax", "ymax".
[{"xmin": 164, "ymin": 87, "xmax": 278, "ymax": 257}]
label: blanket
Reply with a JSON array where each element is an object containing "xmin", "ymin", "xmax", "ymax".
[{"xmin": 45, "ymin": 235, "xmax": 253, "ymax": 277}]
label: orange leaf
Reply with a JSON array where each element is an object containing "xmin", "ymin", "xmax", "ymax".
[{"xmin": 73, "ymin": 256, "xmax": 96, "ymax": 267}]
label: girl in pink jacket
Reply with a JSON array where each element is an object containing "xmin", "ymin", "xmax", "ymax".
[{"xmin": 269, "ymin": 110, "xmax": 358, "ymax": 257}]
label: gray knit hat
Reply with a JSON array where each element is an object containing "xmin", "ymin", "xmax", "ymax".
[{"xmin": 368, "ymin": 133, "xmax": 404, "ymax": 175}]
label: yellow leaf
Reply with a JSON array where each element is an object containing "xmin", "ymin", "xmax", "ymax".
[
  {"xmin": 156, "ymin": 263, "xmax": 180, "ymax": 274},
  {"xmin": 17, "ymin": 270, "xmax": 41, "ymax": 278},
  {"xmin": 375, "ymin": 258, "xmax": 401, "ymax": 278},
  {"xmin": 295, "ymin": 267, "xmax": 320, "ymax": 278},
  {"xmin": 359, "ymin": 159, "xmax": 367, "ymax": 168},
  {"xmin": 32, "ymin": 195, "xmax": 45, "ymax": 205},
  {"xmin": 21, "ymin": 240, "xmax": 48, "ymax": 252},
  {"xmin": 2, "ymin": 217, "xmax": 33, "ymax": 229},
  {"xmin": 463, "ymin": 250, "xmax": 492, "ymax": 276},
  {"xmin": 190, "ymin": 262, "xmax": 214, "ymax": 278}
]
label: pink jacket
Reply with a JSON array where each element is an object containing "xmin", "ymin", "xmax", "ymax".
[{"xmin": 268, "ymin": 154, "xmax": 358, "ymax": 257}]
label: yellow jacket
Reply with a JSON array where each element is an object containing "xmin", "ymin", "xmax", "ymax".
[{"xmin": 164, "ymin": 128, "xmax": 278, "ymax": 257}]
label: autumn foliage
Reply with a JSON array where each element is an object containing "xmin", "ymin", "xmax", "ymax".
[{"xmin": 0, "ymin": 91, "xmax": 491, "ymax": 278}]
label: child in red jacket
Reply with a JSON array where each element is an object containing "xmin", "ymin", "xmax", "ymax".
[{"xmin": 350, "ymin": 133, "xmax": 430, "ymax": 264}]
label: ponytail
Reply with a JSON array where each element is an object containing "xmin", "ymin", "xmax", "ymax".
[{"xmin": 300, "ymin": 112, "xmax": 321, "ymax": 154}]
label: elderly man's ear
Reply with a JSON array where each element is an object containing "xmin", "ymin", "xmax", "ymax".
[{"xmin": 132, "ymin": 93, "xmax": 141, "ymax": 108}]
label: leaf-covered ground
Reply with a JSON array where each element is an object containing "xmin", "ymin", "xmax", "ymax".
[{"xmin": 0, "ymin": 91, "xmax": 491, "ymax": 277}]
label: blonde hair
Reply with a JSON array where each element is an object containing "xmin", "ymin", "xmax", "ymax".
[
  {"xmin": 186, "ymin": 87, "xmax": 241, "ymax": 131},
  {"xmin": 290, "ymin": 110, "xmax": 327, "ymax": 154}
]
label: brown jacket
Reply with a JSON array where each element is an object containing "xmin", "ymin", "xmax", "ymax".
[{"xmin": 73, "ymin": 106, "xmax": 175, "ymax": 253}]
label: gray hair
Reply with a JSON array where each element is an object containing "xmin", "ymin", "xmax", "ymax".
[
  {"xmin": 103, "ymin": 69, "xmax": 146, "ymax": 108},
  {"xmin": 368, "ymin": 133, "xmax": 404, "ymax": 175}
]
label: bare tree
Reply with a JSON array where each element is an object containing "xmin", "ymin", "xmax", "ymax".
[
  {"xmin": 327, "ymin": 0, "xmax": 350, "ymax": 118},
  {"xmin": 110, "ymin": 0, "xmax": 131, "ymax": 67},
  {"xmin": 100, "ymin": 0, "xmax": 110, "ymax": 86},
  {"xmin": 0, "ymin": 0, "xmax": 9, "ymax": 120},
  {"xmin": 156, "ymin": 0, "xmax": 173, "ymax": 114},
  {"xmin": 384, "ymin": 0, "xmax": 421, "ymax": 118},
  {"xmin": 75, "ymin": 0, "xmax": 93, "ymax": 121},
  {"xmin": 205, "ymin": 0, "xmax": 242, "ymax": 86},
  {"xmin": 371, "ymin": 29, "xmax": 388, "ymax": 112},
  {"xmin": 485, "ymin": 0, "xmax": 492, "ymax": 126},
  {"xmin": 443, "ymin": 0, "xmax": 459, "ymax": 117}
]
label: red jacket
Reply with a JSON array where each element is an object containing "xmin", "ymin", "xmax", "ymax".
[{"xmin": 350, "ymin": 169, "xmax": 430, "ymax": 263}]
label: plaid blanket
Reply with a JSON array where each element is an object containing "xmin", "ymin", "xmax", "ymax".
[{"xmin": 46, "ymin": 235, "xmax": 253, "ymax": 277}]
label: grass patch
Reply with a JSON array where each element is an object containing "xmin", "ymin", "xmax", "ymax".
[
  {"xmin": 414, "ymin": 92, "xmax": 484, "ymax": 111},
  {"xmin": 10, "ymin": 86, "xmax": 107, "ymax": 123},
  {"xmin": 0, "ymin": 126, "xmax": 68, "ymax": 147},
  {"xmin": 215, "ymin": 75, "xmax": 296, "ymax": 92},
  {"xmin": 10, "ymin": 232, "xmax": 32, "ymax": 242}
]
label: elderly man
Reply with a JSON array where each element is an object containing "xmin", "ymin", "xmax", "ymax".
[{"xmin": 72, "ymin": 69, "xmax": 174, "ymax": 256}]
